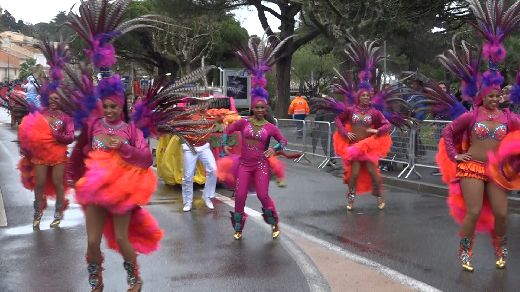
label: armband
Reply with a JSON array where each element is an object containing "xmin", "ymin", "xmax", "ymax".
[{"xmin": 273, "ymin": 142, "xmax": 284, "ymax": 152}]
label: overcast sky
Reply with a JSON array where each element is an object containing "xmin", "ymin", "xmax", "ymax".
[{"xmin": 0, "ymin": 0, "xmax": 280, "ymax": 36}]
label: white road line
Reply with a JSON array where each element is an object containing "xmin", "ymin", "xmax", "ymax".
[
  {"xmin": 215, "ymin": 194, "xmax": 331, "ymax": 292},
  {"xmin": 0, "ymin": 189, "xmax": 7, "ymax": 226},
  {"xmin": 215, "ymin": 194, "xmax": 441, "ymax": 292}
]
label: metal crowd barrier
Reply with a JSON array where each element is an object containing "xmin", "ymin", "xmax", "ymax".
[
  {"xmin": 275, "ymin": 118, "xmax": 307, "ymax": 161},
  {"xmin": 405, "ymin": 120, "xmax": 451, "ymax": 178},
  {"xmin": 271, "ymin": 118, "xmax": 452, "ymax": 181},
  {"xmin": 304, "ymin": 120, "xmax": 333, "ymax": 168},
  {"xmin": 381, "ymin": 127, "xmax": 412, "ymax": 178}
]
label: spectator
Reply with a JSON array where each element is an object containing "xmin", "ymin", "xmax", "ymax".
[
  {"xmin": 499, "ymin": 85, "xmax": 520, "ymax": 114},
  {"xmin": 21, "ymin": 76, "xmax": 41, "ymax": 109},
  {"xmin": 288, "ymin": 94, "xmax": 310, "ymax": 138}
]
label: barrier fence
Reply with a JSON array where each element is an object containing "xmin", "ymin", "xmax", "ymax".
[{"xmin": 274, "ymin": 118, "xmax": 452, "ymax": 179}]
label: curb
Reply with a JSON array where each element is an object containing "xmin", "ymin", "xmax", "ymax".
[{"xmin": 382, "ymin": 175, "xmax": 520, "ymax": 210}]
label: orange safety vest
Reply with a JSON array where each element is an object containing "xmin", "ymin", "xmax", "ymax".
[{"xmin": 288, "ymin": 96, "xmax": 310, "ymax": 115}]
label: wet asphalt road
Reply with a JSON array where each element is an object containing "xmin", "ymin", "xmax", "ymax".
[
  {"xmin": 2, "ymin": 108, "xmax": 520, "ymax": 292},
  {"xmin": 0, "ymin": 114, "xmax": 309, "ymax": 292},
  {"xmin": 261, "ymin": 161, "xmax": 520, "ymax": 292}
]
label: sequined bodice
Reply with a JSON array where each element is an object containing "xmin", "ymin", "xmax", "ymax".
[
  {"xmin": 91, "ymin": 119, "xmax": 130, "ymax": 150},
  {"xmin": 50, "ymin": 119, "xmax": 64, "ymax": 131},
  {"xmin": 472, "ymin": 122, "xmax": 507, "ymax": 141},
  {"xmin": 244, "ymin": 123, "xmax": 268, "ymax": 151},
  {"xmin": 44, "ymin": 110, "xmax": 64, "ymax": 131},
  {"xmin": 92, "ymin": 136, "xmax": 129, "ymax": 150},
  {"xmin": 351, "ymin": 113, "xmax": 372, "ymax": 126}
]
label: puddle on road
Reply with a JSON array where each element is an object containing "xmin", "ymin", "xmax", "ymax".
[{"xmin": 3, "ymin": 205, "xmax": 84, "ymax": 236}]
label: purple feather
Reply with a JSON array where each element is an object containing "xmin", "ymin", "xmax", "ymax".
[
  {"xmin": 482, "ymin": 69, "xmax": 504, "ymax": 88},
  {"xmin": 251, "ymin": 87, "xmax": 269, "ymax": 99},
  {"xmin": 482, "ymin": 42, "xmax": 507, "ymax": 63},
  {"xmin": 97, "ymin": 75, "xmax": 125, "ymax": 100},
  {"xmin": 449, "ymin": 102, "xmax": 468, "ymax": 119}
]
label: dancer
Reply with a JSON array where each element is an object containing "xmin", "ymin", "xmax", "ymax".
[
  {"xmin": 180, "ymin": 107, "xmax": 217, "ymax": 212},
  {"xmin": 433, "ymin": 0, "xmax": 520, "ymax": 272},
  {"xmin": 334, "ymin": 89, "xmax": 391, "ymax": 210},
  {"xmin": 218, "ymin": 35, "xmax": 293, "ymax": 240},
  {"xmin": 223, "ymin": 98, "xmax": 287, "ymax": 240},
  {"xmin": 64, "ymin": 1, "xmax": 168, "ymax": 290},
  {"xmin": 329, "ymin": 38, "xmax": 415, "ymax": 211},
  {"xmin": 17, "ymin": 41, "xmax": 73, "ymax": 229}
]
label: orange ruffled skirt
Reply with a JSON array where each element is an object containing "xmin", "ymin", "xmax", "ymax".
[
  {"xmin": 487, "ymin": 131, "xmax": 520, "ymax": 190},
  {"xmin": 436, "ymin": 138, "xmax": 494, "ymax": 233},
  {"xmin": 18, "ymin": 112, "xmax": 68, "ymax": 165},
  {"xmin": 75, "ymin": 150, "xmax": 163, "ymax": 254},
  {"xmin": 17, "ymin": 112, "xmax": 69, "ymax": 197},
  {"xmin": 333, "ymin": 128, "xmax": 392, "ymax": 194}
]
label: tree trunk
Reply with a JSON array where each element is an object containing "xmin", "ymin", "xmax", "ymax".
[{"xmin": 275, "ymin": 55, "xmax": 292, "ymax": 118}]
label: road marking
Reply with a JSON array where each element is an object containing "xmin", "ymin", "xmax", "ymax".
[
  {"xmin": 215, "ymin": 194, "xmax": 331, "ymax": 292},
  {"xmin": 0, "ymin": 189, "xmax": 7, "ymax": 226},
  {"xmin": 215, "ymin": 194, "xmax": 440, "ymax": 292}
]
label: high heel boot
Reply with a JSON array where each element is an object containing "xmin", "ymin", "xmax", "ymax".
[
  {"xmin": 372, "ymin": 182, "xmax": 385, "ymax": 210},
  {"xmin": 262, "ymin": 208, "xmax": 280, "ymax": 239},
  {"xmin": 123, "ymin": 260, "xmax": 143, "ymax": 292},
  {"xmin": 346, "ymin": 187, "xmax": 356, "ymax": 211},
  {"xmin": 459, "ymin": 236, "xmax": 474, "ymax": 272},
  {"xmin": 492, "ymin": 235, "xmax": 508, "ymax": 269},
  {"xmin": 32, "ymin": 200, "xmax": 47, "ymax": 229},
  {"xmin": 87, "ymin": 261, "xmax": 104, "ymax": 291},
  {"xmin": 230, "ymin": 211, "xmax": 247, "ymax": 240},
  {"xmin": 50, "ymin": 200, "xmax": 66, "ymax": 228}
]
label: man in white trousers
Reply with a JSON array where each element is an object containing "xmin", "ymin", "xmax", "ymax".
[{"xmin": 181, "ymin": 112, "xmax": 217, "ymax": 212}]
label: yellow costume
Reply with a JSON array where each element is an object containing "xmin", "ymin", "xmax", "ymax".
[{"xmin": 156, "ymin": 134, "xmax": 206, "ymax": 185}]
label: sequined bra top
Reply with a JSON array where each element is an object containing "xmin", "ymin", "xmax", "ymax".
[
  {"xmin": 351, "ymin": 113, "xmax": 372, "ymax": 126},
  {"xmin": 92, "ymin": 136, "xmax": 129, "ymax": 150},
  {"xmin": 472, "ymin": 122, "xmax": 507, "ymax": 141},
  {"xmin": 50, "ymin": 119, "xmax": 64, "ymax": 132},
  {"xmin": 92, "ymin": 119, "xmax": 130, "ymax": 150}
]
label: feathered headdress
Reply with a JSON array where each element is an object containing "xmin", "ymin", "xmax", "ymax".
[
  {"xmin": 412, "ymin": 72, "xmax": 468, "ymax": 120},
  {"xmin": 64, "ymin": 0, "xmax": 168, "ymax": 126},
  {"xmin": 437, "ymin": 36, "xmax": 482, "ymax": 102},
  {"xmin": 345, "ymin": 37, "xmax": 383, "ymax": 94},
  {"xmin": 34, "ymin": 40, "xmax": 70, "ymax": 108},
  {"xmin": 467, "ymin": 0, "xmax": 520, "ymax": 104},
  {"xmin": 131, "ymin": 66, "xmax": 216, "ymax": 151},
  {"xmin": 467, "ymin": 0, "xmax": 520, "ymax": 64},
  {"xmin": 331, "ymin": 68, "xmax": 356, "ymax": 106},
  {"xmin": 331, "ymin": 37, "xmax": 416, "ymax": 129},
  {"xmin": 60, "ymin": 63, "xmax": 99, "ymax": 128},
  {"xmin": 66, "ymin": 0, "xmax": 167, "ymax": 70},
  {"xmin": 235, "ymin": 35, "xmax": 292, "ymax": 103}
]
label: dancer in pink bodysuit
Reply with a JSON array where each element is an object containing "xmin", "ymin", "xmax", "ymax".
[{"xmin": 223, "ymin": 98, "xmax": 287, "ymax": 240}]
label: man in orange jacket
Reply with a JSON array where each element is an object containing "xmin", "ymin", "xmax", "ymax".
[{"xmin": 288, "ymin": 95, "xmax": 310, "ymax": 137}]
